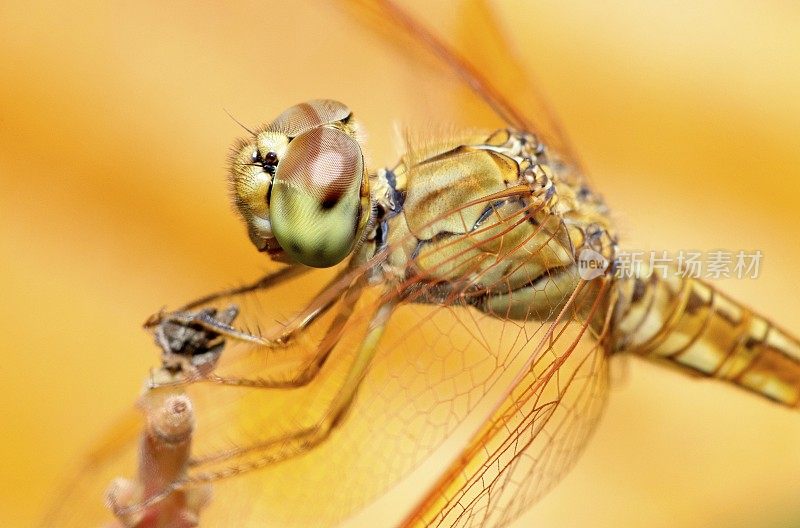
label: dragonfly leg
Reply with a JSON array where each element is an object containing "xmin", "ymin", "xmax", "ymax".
[
  {"xmin": 159, "ymin": 309, "xmax": 286, "ymax": 347},
  {"xmin": 152, "ymin": 274, "xmax": 365, "ymax": 390},
  {"xmin": 153, "ymin": 264, "xmax": 356, "ymax": 350},
  {"xmin": 144, "ymin": 265, "xmax": 306, "ymax": 327},
  {"xmin": 184, "ymin": 301, "xmax": 394, "ymax": 481}
]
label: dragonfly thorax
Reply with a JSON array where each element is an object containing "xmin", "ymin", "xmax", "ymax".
[{"xmin": 364, "ymin": 129, "xmax": 617, "ymax": 321}]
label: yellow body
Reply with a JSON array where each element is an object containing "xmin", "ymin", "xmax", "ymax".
[
  {"xmin": 613, "ymin": 265, "xmax": 800, "ymax": 406},
  {"xmin": 378, "ymin": 127, "xmax": 800, "ymax": 410}
]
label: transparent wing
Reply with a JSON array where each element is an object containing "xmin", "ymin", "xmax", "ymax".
[
  {"xmin": 167, "ymin": 188, "xmax": 612, "ymax": 528},
  {"xmin": 351, "ymin": 0, "xmax": 584, "ymax": 171},
  {"xmin": 40, "ymin": 411, "xmax": 141, "ymax": 527},
  {"xmin": 42, "ymin": 187, "xmax": 611, "ymax": 527},
  {"xmin": 402, "ymin": 280, "xmax": 613, "ymax": 528}
]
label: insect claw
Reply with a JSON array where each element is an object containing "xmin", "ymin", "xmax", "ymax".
[{"xmin": 143, "ymin": 307, "xmax": 168, "ymax": 329}]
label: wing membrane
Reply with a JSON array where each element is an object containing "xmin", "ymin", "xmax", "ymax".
[
  {"xmin": 42, "ymin": 153, "xmax": 609, "ymax": 528},
  {"xmin": 166, "ymin": 189, "xmax": 591, "ymax": 526},
  {"xmin": 43, "ymin": 185, "xmax": 609, "ymax": 527},
  {"xmin": 40, "ymin": 411, "xmax": 141, "ymax": 527},
  {"xmin": 352, "ymin": 0, "xmax": 583, "ymax": 170},
  {"xmin": 402, "ymin": 280, "xmax": 612, "ymax": 527}
]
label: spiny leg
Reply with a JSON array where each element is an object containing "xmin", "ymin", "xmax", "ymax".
[
  {"xmin": 112, "ymin": 291, "xmax": 384, "ymax": 521},
  {"xmin": 183, "ymin": 300, "xmax": 395, "ymax": 479},
  {"xmin": 200, "ymin": 279, "xmax": 365, "ymax": 389},
  {"xmin": 150, "ymin": 267, "xmax": 364, "ymax": 389},
  {"xmin": 149, "ymin": 265, "xmax": 357, "ymax": 350},
  {"xmin": 178, "ymin": 264, "xmax": 309, "ymax": 313},
  {"xmin": 144, "ymin": 265, "xmax": 306, "ymax": 329}
]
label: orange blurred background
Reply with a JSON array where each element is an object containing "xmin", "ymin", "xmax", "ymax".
[{"xmin": 2, "ymin": 1, "xmax": 800, "ymax": 527}]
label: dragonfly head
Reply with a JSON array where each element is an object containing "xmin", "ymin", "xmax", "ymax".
[{"xmin": 229, "ymin": 100, "xmax": 371, "ymax": 267}]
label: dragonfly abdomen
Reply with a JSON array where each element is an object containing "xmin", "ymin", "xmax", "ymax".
[{"xmin": 611, "ymin": 269, "xmax": 800, "ymax": 407}]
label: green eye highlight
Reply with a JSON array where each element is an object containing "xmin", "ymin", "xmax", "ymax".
[{"xmin": 270, "ymin": 126, "xmax": 367, "ymax": 267}]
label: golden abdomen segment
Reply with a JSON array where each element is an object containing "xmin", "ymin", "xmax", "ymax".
[{"xmin": 612, "ymin": 268, "xmax": 800, "ymax": 407}]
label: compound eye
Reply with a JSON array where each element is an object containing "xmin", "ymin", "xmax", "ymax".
[
  {"xmin": 270, "ymin": 127, "xmax": 366, "ymax": 267},
  {"xmin": 268, "ymin": 100, "xmax": 351, "ymax": 137}
]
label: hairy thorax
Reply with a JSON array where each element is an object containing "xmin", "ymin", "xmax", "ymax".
[{"xmin": 362, "ymin": 129, "xmax": 617, "ymax": 321}]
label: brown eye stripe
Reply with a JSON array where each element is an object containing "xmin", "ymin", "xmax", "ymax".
[
  {"xmin": 288, "ymin": 102, "xmax": 319, "ymax": 135},
  {"xmin": 268, "ymin": 100, "xmax": 351, "ymax": 137},
  {"xmin": 276, "ymin": 126, "xmax": 362, "ymax": 206}
]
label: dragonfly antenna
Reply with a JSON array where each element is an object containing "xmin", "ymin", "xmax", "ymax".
[{"xmin": 224, "ymin": 108, "xmax": 256, "ymax": 136}]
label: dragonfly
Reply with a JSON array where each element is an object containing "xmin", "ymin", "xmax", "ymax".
[{"xmin": 42, "ymin": 1, "xmax": 800, "ymax": 527}]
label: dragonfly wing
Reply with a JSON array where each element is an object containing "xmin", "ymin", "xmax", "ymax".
[
  {"xmin": 146, "ymin": 192, "xmax": 612, "ymax": 526},
  {"xmin": 42, "ymin": 191, "xmax": 611, "ymax": 528},
  {"xmin": 402, "ymin": 280, "xmax": 613, "ymax": 528},
  {"xmin": 352, "ymin": 0, "xmax": 583, "ymax": 170},
  {"xmin": 40, "ymin": 410, "xmax": 141, "ymax": 527}
]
